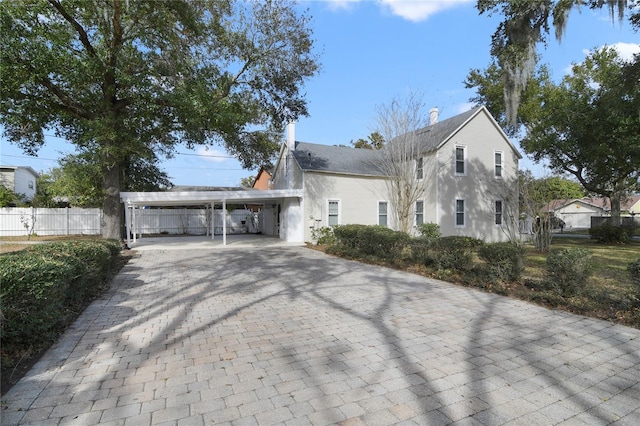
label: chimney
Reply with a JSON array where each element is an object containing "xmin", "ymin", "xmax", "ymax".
[
  {"xmin": 429, "ymin": 107, "xmax": 439, "ymax": 125},
  {"xmin": 287, "ymin": 120, "xmax": 295, "ymax": 148}
]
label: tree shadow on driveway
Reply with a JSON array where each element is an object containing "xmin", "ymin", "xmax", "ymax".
[{"xmin": 2, "ymin": 246, "xmax": 639, "ymax": 425}]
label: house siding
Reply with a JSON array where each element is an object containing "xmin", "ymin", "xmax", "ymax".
[
  {"xmin": 436, "ymin": 111, "xmax": 519, "ymax": 242},
  {"xmin": 302, "ymin": 172, "xmax": 388, "ymax": 242},
  {"xmin": 0, "ymin": 167, "xmax": 38, "ymax": 200}
]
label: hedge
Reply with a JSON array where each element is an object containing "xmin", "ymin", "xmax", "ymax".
[
  {"xmin": 333, "ymin": 224, "xmax": 410, "ymax": 261},
  {"xmin": 0, "ymin": 240, "xmax": 121, "ymax": 355},
  {"xmin": 478, "ymin": 242, "xmax": 526, "ymax": 281}
]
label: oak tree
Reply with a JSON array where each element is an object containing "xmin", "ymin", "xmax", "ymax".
[{"xmin": 1, "ymin": 0, "xmax": 319, "ymax": 238}]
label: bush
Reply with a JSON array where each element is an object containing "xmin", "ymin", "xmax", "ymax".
[
  {"xmin": 30, "ymin": 241, "xmax": 116, "ymax": 302},
  {"xmin": 430, "ymin": 236, "xmax": 483, "ymax": 271},
  {"xmin": 478, "ymin": 242, "xmax": 526, "ymax": 282},
  {"xmin": 311, "ymin": 226, "xmax": 337, "ymax": 245},
  {"xmin": 415, "ymin": 223, "xmax": 440, "ymax": 240},
  {"xmin": 629, "ymin": 259, "xmax": 640, "ymax": 298},
  {"xmin": 0, "ymin": 240, "xmax": 121, "ymax": 358},
  {"xmin": 589, "ymin": 226, "xmax": 630, "ymax": 243},
  {"xmin": 333, "ymin": 224, "xmax": 410, "ymax": 261},
  {"xmin": 0, "ymin": 251, "xmax": 82, "ymax": 347},
  {"xmin": 406, "ymin": 237, "xmax": 436, "ymax": 266},
  {"xmin": 545, "ymin": 248, "xmax": 593, "ymax": 296}
]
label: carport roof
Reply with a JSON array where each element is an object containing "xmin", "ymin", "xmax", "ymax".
[{"xmin": 120, "ymin": 189, "xmax": 303, "ymax": 207}]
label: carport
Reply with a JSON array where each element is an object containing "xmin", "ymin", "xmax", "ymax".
[{"xmin": 120, "ymin": 189, "xmax": 304, "ymax": 249}]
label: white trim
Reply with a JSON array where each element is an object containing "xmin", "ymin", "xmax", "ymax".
[
  {"xmin": 416, "ymin": 157, "xmax": 424, "ymax": 181},
  {"xmin": 455, "ymin": 145, "xmax": 467, "ymax": 176},
  {"xmin": 415, "ymin": 199, "xmax": 424, "ymax": 226},
  {"xmin": 378, "ymin": 200, "xmax": 389, "ymax": 227},
  {"xmin": 327, "ymin": 199, "xmax": 341, "ymax": 227},
  {"xmin": 455, "ymin": 198, "xmax": 466, "ymax": 228},
  {"xmin": 494, "ymin": 199, "xmax": 503, "ymax": 226},
  {"xmin": 494, "ymin": 150, "xmax": 504, "ymax": 178},
  {"xmin": 120, "ymin": 189, "xmax": 303, "ymax": 206}
]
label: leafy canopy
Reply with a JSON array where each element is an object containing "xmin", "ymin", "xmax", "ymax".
[
  {"xmin": 521, "ymin": 47, "xmax": 640, "ymax": 218},
  {"xmin": 0, "ymin": 0, "xmax": 319, "ymax": 238}
]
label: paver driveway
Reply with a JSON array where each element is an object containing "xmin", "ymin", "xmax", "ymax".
[{"xmin": 2, "ymin": 246, "xmax": 640, "ymax": 425}]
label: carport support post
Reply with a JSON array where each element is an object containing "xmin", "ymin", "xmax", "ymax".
[
  {"xmin": 210, "ymin": 202, "xmax": 215, "ymax": 240},
  {"xmin": 125, "ymin": 202, "xmax": 132, "ymax": 249},
  {"xmin": 222, "ymin": 199, "xmax": 227, "ymax": 245},
  {"xmin": 132, "ymin": 204, "xmax": 137, "ymax": 244}
]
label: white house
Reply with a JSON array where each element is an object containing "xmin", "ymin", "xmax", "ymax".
[
  {"xmin": 0, "ymin": 166, "xmax": 38, "ymax": 201},
  {"xmin": 271, "ymin": 106, "xmax": 522, "ymax": 243},
  {"xmin": 543, "ymin": 195, "xmax": 640, "ymax": 229}
]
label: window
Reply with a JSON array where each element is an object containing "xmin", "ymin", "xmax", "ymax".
[
  {"xmin": 328, "ymin": 200, "xmax": 340, "ymax": 226},
  {"xmin": 416, "ymin": 157, "xmax": 423, "ymax": 180},
  {"xmin": 495, "ymin": 200, "xmax": 503, "ymax": 225},
  {"xmin": 28, "ymin": 180, "xmax": 34, "ymax": 189},
  {"xmin": 494, "ymin": 151, "xmax": 503, "ymax": 178},
  {"xmin": 415, "ymin": 200, "xmax": 424, "ymax": 226},
  {"xmin": 455, "ymin": 199, "xmax": 465, "ymax": 227},
  {"xmin": 378, "ymin": 201, "xmax": 388, "ymax": 227},
  {"xmin": 455, "ymin": 146, "xmax": 466, "ymax": 175}
]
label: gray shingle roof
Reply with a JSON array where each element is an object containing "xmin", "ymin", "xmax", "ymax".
[
  {"xmin": 292, "ymin": 142, "xmax": 385, "ymax": 176},
  {"xmin": 290, "ymin": 106, "xmax": 514, "ymax": 176},
  {"xmin": 411, "ymin": 107, "xmax": 478, "ymax": 152}
]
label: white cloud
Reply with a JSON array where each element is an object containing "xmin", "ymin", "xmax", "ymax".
[
  {"xmin": 196, "ymin": 146, "xmax": 229, "ymax": 163},
  {"xmin": 379, "ymin": 0, "xmax": 473, "ymax": 22},
  {"xmin": 609, "ymin": 42, "xmax": 640, "ymax": 61},
  {"xmin": 323, "ymin": 0, "xmax": 474, "ymax": 21},
  {"xmin": 324, "ymin": 0, "xmax": 360, "ymax": 11}
]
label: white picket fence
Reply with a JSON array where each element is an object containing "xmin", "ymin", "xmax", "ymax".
[
  {"xmin": 0, "ymin": 207, "xmax": 259, "ymax": 237},
  {"xmin": 0, "ymin": 207, "xmax": 102, "ymax": 236}
]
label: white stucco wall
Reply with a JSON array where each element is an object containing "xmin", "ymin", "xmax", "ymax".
[{"xmin": 435, "ymin": 111, "xmax": 520, "ymax": 242}]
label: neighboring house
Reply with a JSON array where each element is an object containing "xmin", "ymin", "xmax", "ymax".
[
  {"xmin": 271, "ymin": 106, "xmax": 521, "ymax": 243},
  {"xmin": 543, "ymin": 195, "xmax": 640, "ymax": 229},
  {"xmin": 0, "ymin": 166, "xmax": 38, "ymax": 201},
  {"xmin": 252, "ymin": 167, "xmax": 273, "ymax": 190}
]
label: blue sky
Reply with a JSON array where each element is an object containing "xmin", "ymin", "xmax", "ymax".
[{"xmin": 1, "ymin": 0, "xmax": 638, "ymax": 187}]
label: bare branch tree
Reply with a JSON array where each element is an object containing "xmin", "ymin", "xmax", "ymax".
[{"xmin": 373, "ymin": 90, "xmax": 439, "ymax": 234}]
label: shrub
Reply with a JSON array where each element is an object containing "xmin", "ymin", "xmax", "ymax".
[
  {"xmin": 0, "ymin": 240, "xmax": 121, "ymax": 358},
  {"xmin": 589, "ymin": 226, "xmax": 630, "ymax": 243},
  {"xmin": 629, "ymin": 259, "xmax": 640, "ymax": 299},
  {"xmin": 406, "ymin": 237, "xmax": 436, "ymax": 266},
  {"xmin": 311, "ymin": 226, "xmax": 337, "ymax": 245},
  {"xmin": 430, "ymin": 236, "xmax": 483, "ymax": 271},
  {"xmin": 0, "ymin": 251, "xmax": 83, "ymax": 348},
  {"xmin": 29, "ymin": 241, "xmax": 116, "ymax": 302},
  {"xmin": 333, "ymin": 225, "xmax": 410, "ymax": 261},
  {"xmin": 415, "ymin": 223, "xmax": 440, "ymax": 240},
  {"xmin": 545, "ymin": 248, "xmax": 593, "ymax": 296},
  {"xmin": 478, "ymin": 242, "xmax": 526, "ymax": 281}
]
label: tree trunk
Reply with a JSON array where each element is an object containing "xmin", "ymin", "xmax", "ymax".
[
  {"xmin": 102, "ymin": 162, "xmax": 122, "ymax": 240},
  {"xmin": 609, "ymin": 194, "xmax": 622, "ymax": 227}
]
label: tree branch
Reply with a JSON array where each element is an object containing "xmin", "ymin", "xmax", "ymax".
[{"xmin": 47, "ymin": 0, "xmax": 100, "ymax": 60}]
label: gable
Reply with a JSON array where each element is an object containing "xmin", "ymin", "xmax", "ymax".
[{"xmin": 280, "ymin": 106, "xmax": 518, "ymax": 179}]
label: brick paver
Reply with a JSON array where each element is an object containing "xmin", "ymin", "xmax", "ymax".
[{"xmin": 2, "ymin": 245, "xmax": 639, "ymax": 425}]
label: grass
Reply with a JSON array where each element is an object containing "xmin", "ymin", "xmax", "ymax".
[
  {"xmin": 516, "ymin": 238, "xmax": 640, "ymax": 327},
  {"xmin": 0, "ymin": 234, "xmax": 102, "ymax": 253},
  {"xmin": 315, "ymin": 236, "xmax": 640, "ymax": 329}
]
